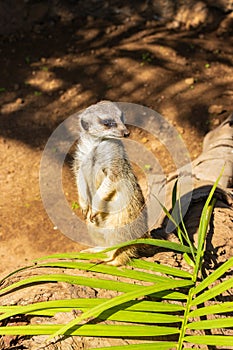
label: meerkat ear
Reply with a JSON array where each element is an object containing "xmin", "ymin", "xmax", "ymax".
[{"xmin": 80, "ymin": 118, "xmax": 89, "ymax": 131}]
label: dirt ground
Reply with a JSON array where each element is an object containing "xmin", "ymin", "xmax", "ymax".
[{"xmin": 0, "ymin": 1, "xmax": 233, "ymax": 279}]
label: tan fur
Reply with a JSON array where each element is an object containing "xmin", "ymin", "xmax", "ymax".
[{"xmin": 73, "ymin": 101, "xmax": 149, "ymax": 265}]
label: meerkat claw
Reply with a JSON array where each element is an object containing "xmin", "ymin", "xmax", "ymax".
[{"xmin": 89, "ymin": 212, "xmax": 99, "ymax": 223}]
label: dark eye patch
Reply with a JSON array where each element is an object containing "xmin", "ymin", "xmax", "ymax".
[
  {"xmin": 99, "ymin": 118, "xmax": 117, "ymax": 128},
  {"xmin": 80, "ymin": 119, "xmax": 89, "ymax": 131}
]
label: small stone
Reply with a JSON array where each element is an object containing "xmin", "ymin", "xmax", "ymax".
[
  {"xmin": 208, "ymin": 104, "xmax": 224, "ymax": 114},
  {"xmin": 185, "ymin": 77, "xmax": 194, "ymax": 85},
  {"xmin": 16, "ymin": 98, "xmax": 24, "ymax": 104},
  {"xmin": 141, "ymin": 137, "xmax": 148, "ymax": 143},
  {"xmin": 178, "ymin": 127, "xmax": 185, "ymax": 134},
  {"xmin": 212, "ymin": 118, "xmax": 221, "ymax": 126},
  {"xmin": 105, "ymin": 27, "xmax": 112, "ymax": 34}
]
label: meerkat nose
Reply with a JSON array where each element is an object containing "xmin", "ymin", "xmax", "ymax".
[{"xmin": 123, "ymin": 129, "xmax": 130, "ymax": 137}]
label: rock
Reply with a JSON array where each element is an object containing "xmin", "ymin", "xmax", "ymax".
[
  {"xmin": 185, "ymin": 77, "xmax": 194, "ymax": 85},
  {"xmin": 141, "ymin": 137, "xmax": 148, "ymax": 143},
  {"xmin": 16, "ymin": 97, "xmax": 24, "ymax": 104},
  {"xmin": 208, "ymin": 104, "xmax": 224, "ymax": 114}
]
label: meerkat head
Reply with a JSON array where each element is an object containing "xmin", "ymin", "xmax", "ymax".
[{"xmin": 79, "ymin": 101, "xmax": 130, "ymax": 139}]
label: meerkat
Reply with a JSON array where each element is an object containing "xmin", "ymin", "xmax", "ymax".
[{"xmin": 73, "ymin": 101, "xmax": 149, "ymax": 266}]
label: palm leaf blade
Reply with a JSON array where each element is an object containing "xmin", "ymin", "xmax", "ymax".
[
  {"xmin": 102, "ymin": 239, "xmax": 192, "ymax": 254},
  {"xmin": 130, "ymin": 260, "xmax": 192, "ymax": 278},
  {"xmin": 191, "ymin": 278, "xmax": 233, "ymax": 306},
  {"xmin": 37, "ymin": 261, "xmax": 175, "ymax": 284},
  {"xmin": 189, "ymin": 302, "xmax": 233, "ymax": 317},
  {"xmin": 0, "ymin": 274, "xmax": 147, "ymax": 296},
  {"xmin": 98, "ymin": 310, "xmax": 182, "ymax": 324},
  {"xmin": 187, "ymin": 317, "xmax": 233, "ymax": 329},
  {"xmin": 0, "ymin": 299, "xmax": 184, "ymax": 323},
  {"xmin": 184, "ymin": 335, "xmax": 233, "ymax": 346},
  {"xmin": 192, "ymin": 256, "xmax": 233, "ymax": 296},
  {"xmin": 0, "ymin": 324, "xmax": 180, "ymax": 337}
]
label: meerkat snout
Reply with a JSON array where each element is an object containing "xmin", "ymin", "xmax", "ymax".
[
  {"xmin": 123, "ymin": 128, "xmax": 130, "ymax": 137},
  {"xmin": 116, "ymin": 121, "xmax": 130, "ymax": 138},
  {"xmin": 118, "ymin": 126, "xmax": 130, "ymax": 138}
]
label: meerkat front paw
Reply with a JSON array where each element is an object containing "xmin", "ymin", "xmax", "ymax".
[
  {"xmin": 89, "ymin": 210, "xmax": 100, "ymax": 223},
  {"xmin": 82, "ymin": 207, "xmax": 95, "ymax": 221},
  {"xmin": 81, "ymin": 209, "xmax": 88, "ymax": 219}
]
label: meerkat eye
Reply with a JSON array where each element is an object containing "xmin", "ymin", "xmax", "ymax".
[
  {"xmin": 99, "ymin": 118, "xmax": 117, "ymax": 128},
  {"xmin": 80, "ymin": 119, "xmax": 89, "ymax": 131}
]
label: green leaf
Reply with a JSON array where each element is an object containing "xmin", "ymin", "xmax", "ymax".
[
  {"xmin": 0, "ymin": 307, "xmax": 182, "ymax": 325},
  {"xmin": 196, "ymin": 199, "xmax": 215, "ymax": 264},
  {"xmin": 183, "ymin": 253, "xmax": 195, "ymax": 268},
  {"xmin": 37, "ymin": 261, "xmax": 176, "ymax": 284},
  {"xmin": 0, "ymin": 274, "xmax": 147, "ymax": 296},
  {"xmin": 170, "ymin": 180, "xmax": 185, "ymax": 245},
  {"xmin": 154, "ymin": 197, "xmax": 185, "ymax": 238},
  {"xmin": 130, "ymin": 259, "xmax": 192, "ymax": 279},
  {"xmin": 178, "ymin": 197, "xmax": 196, "ymax": 259},
  {"xmin": 187, "ymin": 317, "xmax": 233, "ymax": 329},
  {"xmin": 197, "ymin": 184, "xmax": 219, "ymax": 247},
  {"xmin": 98, "ymin": 310, "xmax": 182, "ymax": 324},
  {"xmin": 189, "ymin": 302, "xmax": 233, "ymax": 317},
  {"xmin": 125, "ymin": 300, "xmax": 184, "ymax": 313},
  {"xmin": 192, "ymin": 256, "xmax": 233, "ymax": 296},
  {"xmin": 183, "ymin": 335, "xmax": 233, "ymax": 346},
  {"xmin": 0, "ymin": 324, "xmax": 180, "ymax": 337},
  {"xmin": 34, "ymin": 238, "xmax": 192, "ymax": 264},
  {"xmin": 191, "ymin": 278, "xmax": 233, "ymax": 306},
  {"xmin": 0, "ymin": 298, "xmax": 100, "ymax": 321},
  {"xmin": 193, "ymin": 168, "xmax": 223, "ymax": 281},
  {"xmin": 102, "ymin": 238, "xmax": 192, "ymax": 254},
  {"xmin": 151, "ymin": 290, "xmax": 188, "ymax": 300},
  {"xmin": 0, "ymin": 299, "xmax": 184, "ymax": 321}
]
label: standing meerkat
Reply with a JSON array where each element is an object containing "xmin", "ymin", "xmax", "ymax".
[{"xmin": 73, "ymin": 101, "xmax": 149, "ymax": 266}]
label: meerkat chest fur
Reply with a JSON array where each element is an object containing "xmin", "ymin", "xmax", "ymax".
[{"xmin": 77, "ymin": 133, "xmax": 131, "ymax": 199}]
